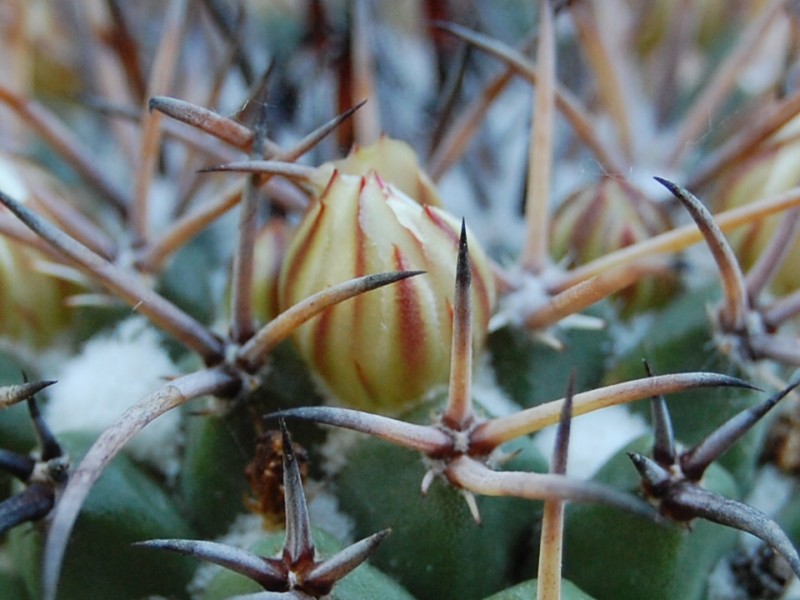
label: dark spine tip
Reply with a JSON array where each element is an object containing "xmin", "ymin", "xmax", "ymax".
[
  {"xmin": 552, "ymin": 373, "xmax": 575, "ymax": 475},
  {"xmin": 305, "ymin": 528, "xmax": 393, "ymax": 593},
  {"xmin": 681, "ymin": 378, "xmax": 800, "ymax": 481},
  {"xmin": 27, "ymin": 397, "xmax": 63, "ymax": 462},
  {"xmin": 133, "ymin": 538, "xmax": 286, "ymax": 588},
  {"xmin": 715, "ymin": 375, "xmax": 762, "ymax": 393},
  {"xmin": 279, "ymin": 418, "xmax": 296, "ymax": 470},
  {"xmin": 643, "ymin": 361, "xmax": 677, "ymax": 467},
  {"xmin": 650, "ymin": 396, "xmax": 676, "ymax": 467},
  {"xmin": 351, "ymin": 98, "xmax": 369, "ymax": 111},
  {"xmin": 627, "ymin": 452, "xmax": 647, "ymax": 474},
  {"xmin": 455, "ymin": 219, "xmax": 471, "ymax": 292},
  {"xmin": 653, "ymin": 176, "xmax": 680, "ymax": 196},
  {"xmin": 279, "ymin": 419, "xmax": 314, "ymax": 565},
  {"xmin": 455, "ymin": 220, "xmax": 471, "ymax": 294},
  {"xmin": 396, "ymin": 269, "xmax": 427, "ymax": 281},
  {"xmin": 642, "ymin": 359, "xmax": 653, "ymax": 378},
  {"xmin": 628, "ymin": 452, "xmax": 671, "ymax": 491}
]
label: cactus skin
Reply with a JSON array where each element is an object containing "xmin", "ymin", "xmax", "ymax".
[
  {"xmin": 330, "ymin": 397, "xmax": 548, "ymax": 600},
  {"xmin": 334, "ymin": 437, "xmax": 542, "ymax": 600},
  {"xmin": 604, "ymin": 285, "xmax": 763, "ymax": 485},
  {"xmin": 563, "ymin": 437, "xmax": 740, "ymax": 600},
  {"xmin": 483, "ymin": 579, "xmax": 596, "ymax": 600},
  {"xmin": 179, "ymin": 406, "xmax": 256, "ymax": 538}
]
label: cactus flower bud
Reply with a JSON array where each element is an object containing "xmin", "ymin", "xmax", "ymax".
[
  {"xmin": 550, "ymin": 176, "xmax": 678, "ymax": 314},
  {"xmin": 278, "ymin": 171, "xmax": 495, "ymax": 412},
  {"xmin": 712, "ymin": 119, "xmax": 800, "ymax": 296},
  {"xmin": 0, "ymin": 156, "xmax": 75, "ymax": 346},
  {"xmin": 319, "ymin": 135, "xmax": 443, "ymax": 207},
  {"xmin": 250, "ymin": 217, "xmax": 293, "ymax": 325}
]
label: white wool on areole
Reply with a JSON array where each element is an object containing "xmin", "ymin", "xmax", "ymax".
[
  {"xmin": 533, "ymin": 403, "xmax": 649, "ymax": 479},
  {"xmin": 186, "ymin": 513, "xmax": 265, "ymax": 600},
  {"xmin": 306, "ymin": 482, "xmax": 355, "ymax": 545},
  {"xmin": 43, "ymin": 316, "xmax": 182, "ymax": 477}
]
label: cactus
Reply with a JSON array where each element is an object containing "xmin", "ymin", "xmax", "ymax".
[{"xmin": 3, "ymin": 3, "xmax": 800, "ymax": 600}]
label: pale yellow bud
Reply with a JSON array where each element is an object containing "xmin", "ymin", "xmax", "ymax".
[
  {"xmin": 278, "ymin": 171, "xmax": 495, "ymax": 412},
  {"xmin": 712, "ymin": 117, "xmax": 800, "ymax": 295},
  {"xmin": 319, "ymin": 135, "xmax": 442, "ymax": 207},
  {"xmin": 0, "ymin": 156, "xmax": 76, "ymax": 346},
  {"xmin": 633, "ymin": 0, "xmax": 728, "ymax": 53},
  {"xmin": 251, "ymin": 218, "xmax": 293, "ymax": 324},
  {"xmin": 550, "ymin": 177, "xmax": 678, "ymax": 314}
]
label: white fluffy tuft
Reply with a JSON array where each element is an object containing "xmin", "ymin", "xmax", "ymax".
[
  {"xmin": 533, "ymin": 404, "xmax": 649, "ymax": 478},
  {"xmin": 306, "ymin": 482, "xmax": 354, "ymax": 544},
  {"xmin": 44, "ymin": 317, "xmax": 183, "ymax": 476}
]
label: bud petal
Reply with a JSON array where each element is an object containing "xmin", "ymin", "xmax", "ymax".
[
  {"xmin": 712, "ymin": 118, "xmax": 800, "ymax": 295},
  {"xmin": 250, "ymin": 217, "xmax": 293, "ymax": 324},
  {"xmin": 319, "ymin": 136, "xmax": 442, "ymax": 207},
  {"xmin": 550, "ymin": 176, "xmax": 678, "ymax": 314},
  {"xmin": 278, "ymin": 171, "xmax": 495, "ymax": 412}
]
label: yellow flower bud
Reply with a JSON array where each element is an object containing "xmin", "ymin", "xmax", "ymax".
[
  {"xmin": 278, "ymin": 171, "xmax": 495, "ymax": 412},
  {"xmin": 550, "ymin": 177, "xmax": 678, "ymax": 314},
  {"xmin": 633, "ymin": 0, "xmax": 728, "ymax": 52},
  {"xmin": 0, "ymin": 156, "xmax": 75, "ymax": 346},
  {"xmin": 251, "ymin": 217, "xmax": 292, "ymax": 324},
  {"xmin": 319, "ymin": 135, "xmax": 442, "ymax": 207},
  {"xmin": 712, "ymin": 119, "xmax": 800, "ymax": 295}
]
